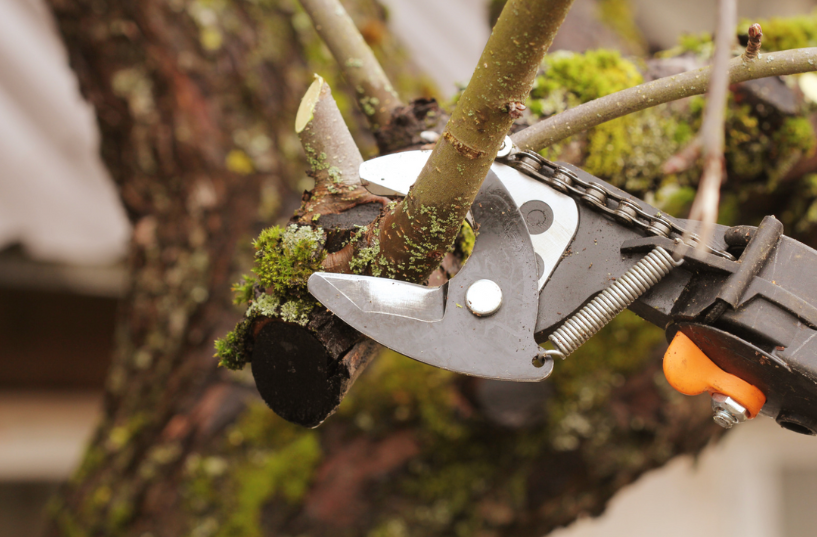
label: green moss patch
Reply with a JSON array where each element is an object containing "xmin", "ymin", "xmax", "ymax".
[{"xmin": 215, "ymin": 224, "xmax": 326, "ymax": 370}]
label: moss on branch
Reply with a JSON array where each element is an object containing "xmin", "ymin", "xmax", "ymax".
[{"xmin": 215, "ymin": 224, "xmax": 326, "ymax": 370}]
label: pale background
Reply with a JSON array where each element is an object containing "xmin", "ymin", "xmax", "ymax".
[{"xmin": 2, "ymin": 0, "xmax": 817, "ymax": 535}]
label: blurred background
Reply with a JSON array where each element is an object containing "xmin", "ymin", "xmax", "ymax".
[{"xmin": 3, "ymin": 0, "xmax": 817, "ymax": 535}]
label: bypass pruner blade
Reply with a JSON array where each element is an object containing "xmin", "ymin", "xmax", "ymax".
[{"xmin": 309, "ymin": 150, "xmax": 580, "ymax": 381}]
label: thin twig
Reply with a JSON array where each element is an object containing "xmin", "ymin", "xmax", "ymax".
[
  {"xmin": 743, "ymin": 23, "xmax": 763, "ymax": 61},
  {"xmin": 512, "ymin": 47, "xmax": 817, "ymax": 152},
  {"xmin": 680, "ymin": 0, "xmax": 736, "ymax": 257},
  {"xmin": 662, "ymin": 136, "xmax": 702, "ymax": 174},
  {"xmin": 298, "ymin": 0, "xmax": 402, "ymax": 130}
]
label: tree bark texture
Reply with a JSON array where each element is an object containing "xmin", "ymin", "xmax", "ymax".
[
  {"xmin": 41, "ymin": 0, "xmax": 409, "ymax": 534},
  {"xmin": 44, "ymin": 3, "xmax": 817, "ymax": 537}
]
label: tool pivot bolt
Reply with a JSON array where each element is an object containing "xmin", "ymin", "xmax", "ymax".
[{"xmin": 466, "ymin": 279, "xmax": 503, "ymax": 317}]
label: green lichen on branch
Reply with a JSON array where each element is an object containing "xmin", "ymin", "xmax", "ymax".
[{"xmin": 215, "ymin": 224, "xmax": 326, "ymax": 370}]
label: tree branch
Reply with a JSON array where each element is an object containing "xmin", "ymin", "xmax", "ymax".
[
  {"xmin": 512, "ymin": 46, "xmax": 817, "ymax": 152},
  {"xmin": 369, "ymin": 0, "xmax": 575, "ymax": 282},
  {"xmin": 298, "ymin": 0, "xmax": 402, "ymax": 129},
  {"xmin": 295, "ymin": 75, "xmax": 389, "ymax": 222},
  {"xmin": 681, "ymin": 0, "xmax": 736, "ymax": 255}
]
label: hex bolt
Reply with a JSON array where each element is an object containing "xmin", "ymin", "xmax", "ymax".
[{"xmin": 711, "ymin": 393, "xmax": 750, "ymax": 429}]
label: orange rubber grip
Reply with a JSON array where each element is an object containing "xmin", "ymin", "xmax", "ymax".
[{"xmin": 664, "ymin": 332, "xmax": 766, "ymax": 418}]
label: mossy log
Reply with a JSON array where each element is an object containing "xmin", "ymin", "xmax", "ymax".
[{"xmin": 46, "ymin": 3, "xmax": 817, "ymax": 537}]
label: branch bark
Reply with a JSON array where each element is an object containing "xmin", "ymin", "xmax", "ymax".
[
  {"xmin": 295, "ymin": 75, "xmax": 389, "ymax": 222},
  {"xmin": 298, "ymin": 0, "xmax": 402, "ymax": 129},
  {"xmin": 249, "ymin": 77, "xmax": 390, "ymax": 427},
  {"xmin": 512, "ymin": 46, "xmax": 817, "ymax": 152},
  {"xmin": 362, "ymin": 0, "xmax": 575, "ymax": 282}
]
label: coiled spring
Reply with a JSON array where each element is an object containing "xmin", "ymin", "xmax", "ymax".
[{"xmin": 548, "ymin": 247, "xmax": 681, "ymax": 358}]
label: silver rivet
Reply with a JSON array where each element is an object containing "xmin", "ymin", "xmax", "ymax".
[{"xmin": 466, "ymin": 279, "xmax": 503, "ymax": 317}]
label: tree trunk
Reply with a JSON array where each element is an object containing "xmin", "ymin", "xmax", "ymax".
[{"xmin": 44, "ymin": 3, "xmax": 817, "ymax": 537}]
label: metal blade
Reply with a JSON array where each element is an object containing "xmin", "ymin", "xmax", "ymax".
[
  {"xmin": 308, "ymin": 273, "xmax": 444, "ymax": 322},
  {"xmin": 309, "ymin": 171, "xmax": 552, "ymax": 381},
  {"xmin": 359, "ymin": 150, "xmax": 431, "ymax": 196}
]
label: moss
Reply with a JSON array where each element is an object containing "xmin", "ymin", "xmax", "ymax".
[
  {"xmin": 216, "ymin": 224, "xmax": 327, "ymax": 369},
  {"xmin": 215, "ymin": 319, "xmax": 250, "ymax": 370},
  {"xmin": 531, "ymin": 49, "xmax": 642, "ymax": 104},
  {"xmin": 182, "ymin": 402, "xmax": 323, "ymax": 537},
  {"xmin": 529, "ymin": 50, "xmax": 695, "ymax": 192},
  {"xmin": 216, "ymin": 434, "xmax": 321, "ymax": 537},
  {"xmin": 583, "ymin": 106, "xmax": 692, "ymax": 192},
  {"xmin": 652, "ymin": 184, "xmax": 696, "ymax": 216},
  {"xmin": 252, "ymin": 224, "xmax": 325, "ymax": 294},
  {"xmin": 657, "ymin": 32, "xmax": 713, "ymax": 59},
  {"xmin": 230, "ymin": 275, "xmax": 256, "ymax": 306},
  {"xmin": 454, "ymin": 222, "xmax": 475, "ymax": 258},
  {"xmin": 774, "ymin": 116, "xmax": 817, "ymax": 157},
  {"xmin": 526, "ymin": 45, "xmax": 815, "ymax": 206}
]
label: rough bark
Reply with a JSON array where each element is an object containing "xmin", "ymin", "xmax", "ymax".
[{"xmin": 41, "ymin": 0, "xmax": 401, "ymax": 533}]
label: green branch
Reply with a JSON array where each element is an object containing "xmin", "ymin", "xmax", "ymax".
[
  {"xmin": 372, "ymin": 0, "xmax": 575, "ymax": 282},
  {"xmin": 298, "ymin": 0, "xmax": 402, "ymax": 130},
  {"xmin": 512, "ymin": 47, "xmax": 817, "ymax": 151}
]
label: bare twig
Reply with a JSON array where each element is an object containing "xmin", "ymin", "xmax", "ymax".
[
  {"xmin": 743, "ymin": 23, "xmax": 763, "ymax": 61},
  {"xmin": 662, "ymin": 136, "xmax": 702, "ymax": 174},
  {"xmin": 295, "ymin": 75, "xmax": 389, "ymax": 221},
  {"xmin": 298, "ymin": 0, "xmax": 402, "ymax": 130},
  {"xmin": 512, "ymin": 47, "xmax": 817, "ymax": 152},
  {"xmin": 680, "ymin": 0, "xmax": 736, "ymax": 256}
]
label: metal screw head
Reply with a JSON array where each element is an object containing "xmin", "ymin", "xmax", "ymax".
[
  {"xmin": 466, "ymin": 279, "xmax": 503, "ymax": 317},
  {"xmin": 711, "ymin": 393, "xmax": 750, "ymax": 429}
]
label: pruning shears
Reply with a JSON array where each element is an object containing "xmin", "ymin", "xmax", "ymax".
[{"xmin": 308, "ymin": 138, "xmax": 817, "ymax": 435}]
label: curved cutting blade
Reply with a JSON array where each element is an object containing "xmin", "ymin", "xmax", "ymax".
[{"xmin": 309, "ymin": 170, "xmax": 552, "ymax": 381}]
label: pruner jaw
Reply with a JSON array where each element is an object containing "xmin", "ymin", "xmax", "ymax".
[{"xmin": 309, "ymin": 164, "xmax": 552, "ymax": 382}]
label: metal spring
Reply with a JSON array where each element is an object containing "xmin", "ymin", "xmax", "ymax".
[{"xmin": 548, "ymin": 247, "xmax": 681, "ymax": 358}]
